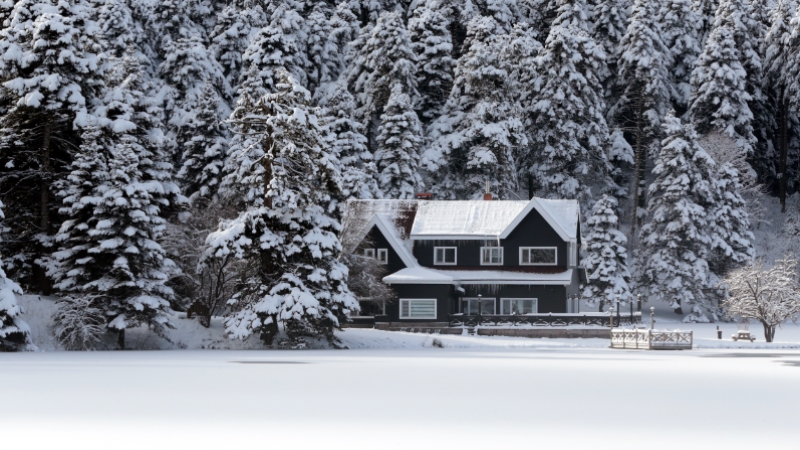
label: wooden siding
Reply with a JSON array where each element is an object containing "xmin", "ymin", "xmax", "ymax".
[{"xmin": 413, "ymin": 207, "xmax": 569, "ymax": 269}]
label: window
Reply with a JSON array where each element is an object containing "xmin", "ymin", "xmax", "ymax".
[
  {"xmin": 480, "ymin": 247, "xmax": 503, "ymax": 265},
  {"xmin": 568, "ymin": 241, "xmax": 577, "ymax": 267},
  {"xmin": 377, "ymin": 248, "xmax": 388, "ymax": 264},
  {"xmin": 434, "ymin": 247, "xmax": 457, "ymax": 265},
  {"xmin": 363, "ymin": 248, "xmax": 375, "ymax": 259},
  {"xmin": 461, "ymin": 298, "xmax": 495, "ymax": 314},
  {"xmin": 400, "ymin": 299, "xmax": 437, "ymax": 319},
  {"xmin": 352, "ymin": 300, "xmax": 386, "ymax": 317},
  {"xmin": 519, "ymin": 247, "xmax": 557, "ymax": 265},
  {"xmin": 501, "ymin": 298, "xmax": 537, "ymax": 315}
]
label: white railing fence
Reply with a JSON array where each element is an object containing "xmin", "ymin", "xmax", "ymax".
[{"xmin": 610, "ymin": 328, "xmax": 693, "ymax": 350}]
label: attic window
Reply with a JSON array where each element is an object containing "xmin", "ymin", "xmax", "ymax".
[
  {"xmin": 434, "ymin": 247, "xmax": 457, "ymax": 265},
  {"xmin": 363, "ymin": 249, "xmax": 375, "ymax": 259},
  {"xmin": 377, "ymin": 248, "xmax": 388, "ymax": 264},
  {"xmin": 520, "ymin": 247, "xmax": 557, "ymax": 266}
]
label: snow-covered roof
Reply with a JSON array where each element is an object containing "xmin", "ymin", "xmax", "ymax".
[
  {"xmin": 384, "ymin": 268, "xmax": 573, "ymax": 286},
  {"xmin": 410, "ymin": 200, "xmax": 529, "ymax": 239},
  {"xmin": 340, "ymin": 199, "xmax": 418, "ymax": 253},
  {"xmin": 498, "ymin": 198, "xmax": 580, "ymax": 241}
]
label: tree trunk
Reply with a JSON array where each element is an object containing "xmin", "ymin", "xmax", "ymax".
[
  {"xmin": 117, "ymin": 328, "xmax": 126, "ymax": 350},
  {"xmin": 35, "ymin": 121, "xmax": 53, "ymax": 295},
  {"xmin": 598, "ymin": 300, "xmax": 605, "ymax": 313},
  {"xmin": 762, "ymin": 322, "xmax": 775, "ymax": 343},
  {"xmin": 260, "ymin": 314, "xmax": 279, "ymax": 345},
  {"xmin": 778, "ymin": 92, "xmax": 789, "ymax": 213},
  {"xmin": 630, "ymin": 95, "xmax": 646, "ymax": 242}
]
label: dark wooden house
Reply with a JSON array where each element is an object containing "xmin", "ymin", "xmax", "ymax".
[{"xmin": 340, "ymin": 196, "xmax": 587, "ymax": 324}]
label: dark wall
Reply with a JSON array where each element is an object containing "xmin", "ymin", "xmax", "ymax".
[
  {"xmin": 387, "ymin": 284, "xmax": 455, "ymax": 322},
  {"xmin": 413, "ymin": 208, "xmax": 568, "ymax": 269},
  {"xmin": 357, "ymin": 225, "xmax": 407, "ymax": 274},
  {"xmin": 461, "ymin": 285, "xmax": 567, "ymax": 313}
]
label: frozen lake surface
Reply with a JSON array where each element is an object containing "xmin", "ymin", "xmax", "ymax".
[{"xmin": 2, "ymin": 347, "xmax": 799, "ymax": 449}]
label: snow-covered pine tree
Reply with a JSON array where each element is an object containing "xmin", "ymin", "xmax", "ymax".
[
  {"xmin": 657, "ymin": 0, "xmax": 702, "ymax": 110},
  {"xmin": 239, "ymin": 2, "xmax": 310, "ymax": 97},
  {"xmin": 424, "ymin": 16, "xmax": 527, "ymax": 199},
  {"xmin": 708, "ymin": 161, "xmax": 754, "ymax": 275},
  {"xmin": 614, "ymin": 0, "xmax": 673, "ymax": 237},
  {"xmin": 591, "ymin": 0, "xmax": 630, "ymax": 98},
  {"xmin": 0, "ymin": 0, "xmax": 103, "ymax": 293},
  {"xmin": 689, "ymin": 0, "xmax": 762, "ymax": 158},
  {"xmin": 210, "ymin": 0, "xmax": 267, "ymax": 97},
  {"xmin": 637, "ymin": 115, "xmax": 717, "ymax": 321},
  {"xmin": 691, "ymin": 0, "xmax": 720, "ymax": 47},
  {"xmin": 0, "ymin": 200, "xmax": 30, "ymax": 351},
  {"xmin": 178, "ymin": 84, "xmax": 230, "ymax": 202},
  {"xmin": 306, "ymin": 2, "xmax": 341, "ymax": 96},
  {"xmin": 763, "ymin": 0, "xmax": 800, "ymax": 211},
  {"xmin": 207, "ymin": 71, "xmax": 358, "ymax": 345},
  {"xmin": 97, "ymin": 0, "xmax": 142, "ymax": 59},
  {"xmin": 51, "ymin": 56, "xmax": 183, "ymax": 349},
  {"xmin": 374, "ymin": 84, "xmax": 424, "ymax": 199},
  {"xmin": 409, "ymin": 1, "xmax": 456, "ymax": 123},
  {"xmin": 321, "ymin": 84, "xmax": 381, "ymax": 201},
  {"xmin": 347, "ymin": 10, "xmax": 418, "ymax": 149},
  {"xmin": 527, "ymin": 0, "xmax": 611, "ymax": 204},
  {"xmin": 581, "ymin": 195, "xmax": 633, "ymax": 312},
  {"xmin": 504, "ymin": 22, "xmax": 542, "ymax": 133}
]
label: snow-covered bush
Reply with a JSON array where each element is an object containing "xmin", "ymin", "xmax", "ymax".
[
  {"xmin": 721, "ymin": 258, "xmax": 800, "ymax": 342},
  {"xmin": 53, "ymin": 294, "xmax": 106, "ymax": 350}
]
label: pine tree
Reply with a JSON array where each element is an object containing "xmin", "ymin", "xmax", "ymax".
[
  {"xmin": 347, "ymin": 10, "xmax": 418, "ymax": 146},
  {"xmin": 763, "ymin": 0, "xmax": 800, "ymax": 211},
  {"xmin": 409, "ymin": 2, "xmax": 456, "ymax": 123},
  {"xmin": 306, "ymin": 3, "xmax": 340, "ymax": 95},
  {"xmin": 614, "ymin": 0, "xmax": 673, "ymax": 237},
  {"xmin": 637, "ymin": 116, "xmax": 717, "ymax": 320},
  {"xmin": 592, "ymin": 0, "xmax": 630, "ymax": 97},
  {"xmin": 527, "ymin": 0, "xmax": 611, "ymax": 203},
  {"xmin": 375, "ymin": 84, "xmax": 423, "ymax": 199},
  {"xmin": 210, "ymin": 0, "xmax": 267, "ymax": 96},
  {"xmin": 708, "ymin": 161, "xmax": 754, "ymax": 275},
  {"xmin": 689, "ymin": 0, "xmax": 762, "ymax": 157},
  {"xmin": 178, "ymin": 84, "xmax": 230, "ymax": 202},
  {"xmin": 207, "ymin": 72, "xmax": 358, "ymax": 345},
  {"xmin": 0, "ymin": 201, "xmax": 30, "ymax": 351},
  {"xmin": 581, "ymin": 195, "xmax": 633, "ymax": 312},
  {"xmin": 51, "ymin": 58, "xmax": 183, "ymax": 349},
  {"xmin": 658, "ymin": 0, "xmax": 703, "ymax": 109},
  {"xmin": 0, "ymin": 0, "xmax": 103, "ymax": 293},
  {"xmin": 692, "ymin": 0, "xmax": 720, "ymax": 46},
  {"xmin": 424, "ymin": 16, "xmax": 526, "ymax": 199},
  {"xmin": 321, "ymin": 84, "xmax": 381, "ymax": 201}
]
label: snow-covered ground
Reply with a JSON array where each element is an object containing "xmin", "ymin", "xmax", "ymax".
[{"xmin": 2, "ymin": 347, "xmax": 799, "ymax": 449}]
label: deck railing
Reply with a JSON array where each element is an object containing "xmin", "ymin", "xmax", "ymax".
[
  {"xmin": 448, "ymin": 312, "xmax": 642, "ymax": 327},
  {"xmin": 610, "ymin": 328, "xmax": 693, "ymax": 350}
]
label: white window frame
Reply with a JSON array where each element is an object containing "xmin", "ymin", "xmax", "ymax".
[
  {"xmin": 501, "ymin": 298, "xmax": 538, "ymax": 315},
  {"xmin": 399, "ymin": 299, "xmax": 437, "ymax": 320},
  {"xmin": 519, "ymin": 246, "xmax": 558, "ymax": 266},
  {"xmin": 363, "ymin": 248, "xmax": 375, "ymax": 259},
  {"xmin": 461, "ymin": 297, "xmax": 496, "ymax": 315},
  {"xmin": 480, "ymin": 247, "xmax": 504, "ymax": 266},
  {"xmin": 433, "ymin": 246, "xmax": 457, "ymax": 265},
  {"xmin": 377, "ymin": 248, "xmax": 388, "ymax": 264},
  {"xmin": 568, "ymin": 241, "xmax": 577, "ymax": 267}
]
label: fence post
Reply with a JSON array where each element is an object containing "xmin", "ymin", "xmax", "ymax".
[{"xmin": 650, "ymin": 307, "xmax": 655, "ymax": 330}]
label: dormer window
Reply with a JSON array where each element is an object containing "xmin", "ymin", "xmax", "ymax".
[
  {"xmin": 434, "ymin": 247, "xmax": 457, "ymax": 265},
  {"xmin": 520, "ymin": 247, "xmax": 557, "ymax": 266},
  {"xmin": 480, "ymin": 247, "xmax": 503, "ymax": 265}
]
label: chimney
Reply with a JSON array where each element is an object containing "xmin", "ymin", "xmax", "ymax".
[
  {"xmin": 415, "ymin": 192, "xmax": 433, "ymax": 200},
  {"xmin": 483, "ymin": 180, "xmax": 492, "ymax": 201}
]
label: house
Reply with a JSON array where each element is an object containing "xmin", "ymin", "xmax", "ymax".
[{"xmin": 340, "ymin": 195, "xmax": 588, "ymax": 324}]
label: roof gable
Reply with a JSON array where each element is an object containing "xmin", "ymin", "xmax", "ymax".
[{"xmin": 499, "ymin": 198, "xmax": 579, "ymax": 241}]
